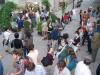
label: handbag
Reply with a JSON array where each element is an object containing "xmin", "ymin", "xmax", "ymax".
[{"xmin": 41, "ymin": 57, "xmax": 49, "ymax": 67}]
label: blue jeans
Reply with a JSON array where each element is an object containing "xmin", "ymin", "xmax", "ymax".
[
  {"xmin": 23, "ymin": 47, "xmax": 29, "ymax": 57},
  {"xmin": 0, "ymin": 60, "xmax": 3, "ymax": 75}
]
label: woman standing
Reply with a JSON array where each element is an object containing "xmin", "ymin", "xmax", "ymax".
[
  {"xmin": 73, "ymin": 31, "xmax": 80, "ymax": 46},
  {"xmin": 22, "ymin": 29, "xmax": 33, "ymax": 56},
  {"xmin": 24, "ymin": 57, "xmax": 46, "ymax": 75},
  {"xmin": 47, "ymin": 21, "xmax": 53, "ymax": 47}
]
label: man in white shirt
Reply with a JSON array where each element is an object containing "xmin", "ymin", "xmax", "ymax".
[
  {"xmin": 75, "ymin": 57, "xmax": 92, "ymax": 75},
  {"xmin": 3, "ymin": 28, "xmax": 12, "ymax": 53},
  {"xmin": 3, "ymin": 29, "xmax": 11, "ymax": 44}
]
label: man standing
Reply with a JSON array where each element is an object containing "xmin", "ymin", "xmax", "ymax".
[
  {"xmin": 11, "ymin": 33, "xmax": 23, "ymax": 55},
  {"xmin": 3, "ymin": 28, "xmax": 12, "ymax": 53},
  {"xmin": 91, "ymin": 32, "xmax": 100, "ymax": 62},
  {"xmin": 75, "ymin": 57, "xmax": 92, "ymax": 75}
]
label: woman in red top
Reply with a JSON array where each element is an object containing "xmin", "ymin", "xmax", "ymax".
[{"xmin": 63, "ymin": 13, "xmax": 69, "ymax": 23}]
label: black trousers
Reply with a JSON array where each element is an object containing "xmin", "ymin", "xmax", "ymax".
[
  {"xmin": 87, "ymin": 38, "xmax": 92, "ymax": 53},
  {"xmin": 82, "ymin": 32, "xmax": 88, "ymax": 45}
]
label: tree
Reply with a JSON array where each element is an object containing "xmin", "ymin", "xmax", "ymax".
[
  {"xmin": 42, "ymin": 0, "xmax": 50, "ymax": 11},
  {"xmin": 50, "ymin": 12, "xmax": 58, "ymax": 23},
  {"xmin": 0, "ymin": 2, "xmax": 17, "ymax": 30}
]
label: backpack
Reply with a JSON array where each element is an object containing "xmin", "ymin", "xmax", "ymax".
[{"xmin": 41, "ymin": 57, "xmax": 49, "ymax": 67}]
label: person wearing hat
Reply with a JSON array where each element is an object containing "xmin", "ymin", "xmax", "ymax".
[{"xmin": 75, "ymin": 57, "xmax": 92, "ymax": 75}]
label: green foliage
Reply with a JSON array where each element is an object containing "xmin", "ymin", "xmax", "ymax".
[
  {"xmin": 50, "ymin": 12, "xmax": 58, "ymax": 23},
  {"xmin": 0, "ymin": 2, "xmax": 17, "ymax": 30},
  {"xmin": 24, "ymin": 20, "xmax": 30, "ymax": 30},
  {"xmin": 37, "ymin": 21, "xmax": 42, "ymax": 33},
  {"xmin": 42, "ymin": 0, "xmax": 50, "ymax": 11}
]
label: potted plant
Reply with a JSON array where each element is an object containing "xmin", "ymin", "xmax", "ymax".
[
  {"xmin": 24, "ymin": 20, "xmax": 31, "ymax": 30},
  {"xmin": 0, "ymin": 2, "xmax": 17, "ymax": 31},
  {"xmin": 49, "ymin": 12, "xmax": 58, "ymax": 23},
  {"xmin": 42, "ymin": 0, "xmax": 50, "ymax": 11},
  {"xmin": 37, "ymin": 20, "xmax": 42, "ymax": 36}
]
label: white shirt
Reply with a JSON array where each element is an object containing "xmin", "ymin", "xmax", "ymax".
[
  {"xmin": 87, "ymin": 22, "xmax": 93, "ymax": 31},
  {"xmin": 45, "ymin": 11, "xmax": 49, "ymax": 17},
  {"xmin": 3, "ymin": 31, "xmax": 11, "ymax": 40},
  {"xmin": 41, "ymin": 12, "xmax": 45, "ymax": 18},
  {"xmin": 75, "ymin": 61, "xmax": 92, "ymax": 75},
  {"xmin": 35, "ymin": 11, "xmax": 40, "ymax": 23},
  {"xmin": 27, "ymin": 50, "xmax": 38, "ymax": 65},
  {"xmin": 24, "ymin": 65, "xmax": 46, "ymax": 75},
  {"xmin": 54, "ymin": 66, "xmax": 71, "ymax": 75},
  {"xmin": 42, "ymin": 21, "xmax": 47, "ymax": 31}
]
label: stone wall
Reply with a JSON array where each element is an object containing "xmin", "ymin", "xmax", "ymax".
[{"xmin": 5, "ymin": 0, "xmax": 42, "ymax": 6}]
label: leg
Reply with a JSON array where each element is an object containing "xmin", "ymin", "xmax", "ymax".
[
  {"xmin": 87, "ymin": 39, "xmax": 92, "ymax": 53},
  {"xmin": 92, "ymin": 48, "xmax": 98, "ymax": 62}
]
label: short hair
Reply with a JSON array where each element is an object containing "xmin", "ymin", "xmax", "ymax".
[
  {"xmin": 84, "ymin": 57, "xmax": 92, "ymax": 65},
  {"xmin": 63, "ymin": 33, "xmax": 69, "ymax": 39},
  {"xmin": 12, "ymin": 50, "xmax": 22, "ymax": 56},
  {"xmin": 14, "ymin": 33, "xmax": 19, "ymax": 38},
  {"xmin": 28, "ymin": 44, "xmax": 34, "ymax": 51},
  {"xmin": 75, "ymin": 31, "xmax": 79, "ymax": 35},
  {"xmin": 84, "ymin": 11, "xmax": 86, "ymax": 13}
]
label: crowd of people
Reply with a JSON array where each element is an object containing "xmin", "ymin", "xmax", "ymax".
[{"xmin": 0, "ymin": 3, "xmax": 100, "ymax": 75}]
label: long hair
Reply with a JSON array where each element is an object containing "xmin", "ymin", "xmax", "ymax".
[
  {"xmin": 24, "ymin": 57, "xmax": 35, "ymax": 71},
  {"xmin": 57, "ymin": 60, "xmax": 66, "ymax": 70},
  {"xmin": 25, "ymin": 29, "xmax": 32, "ymax": 39},
  {"xmin": 47, "ymin": 20, "xmax": 52, "ymax": 27}
]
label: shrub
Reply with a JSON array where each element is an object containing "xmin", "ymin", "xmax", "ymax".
[{"xmin": 0, "ymin": 2, "xmax": 17, "ymax": 30}]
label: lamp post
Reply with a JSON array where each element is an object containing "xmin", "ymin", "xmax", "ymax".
[{"xmin": 73, "ymin": 0, "xmax": 75, "ymax": 9}]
